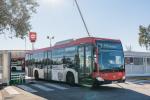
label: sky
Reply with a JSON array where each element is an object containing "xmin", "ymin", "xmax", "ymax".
[{"xmin": 1, "ymin": 0, "xmax": 150, "ymax": 51}]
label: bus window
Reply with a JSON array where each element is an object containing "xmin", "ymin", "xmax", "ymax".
[
  {"xmin": 47, "ymin": 51, "xmax": 52, "ymax": 65},
  {"xmin": 62, "ymin": 46, "xmax": 77, "ymax": 68},
  {"xmin": 125, "ymin": 57, "xmax": 133, "ymax": 65},
  {"xmin": 43, "ymin": 51, "xmax": 48, "ymax": 65},
  {"xmin": 134, "ymin": 57, "xmax": 143, "ymax": 65}
]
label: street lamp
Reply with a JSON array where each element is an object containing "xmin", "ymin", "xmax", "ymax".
[
  {"xmin": 47, "ymin": 36, "xmax": 54, "ymax": 47},
  {"xmin": 46, "ymin": 35, "xmax": 54, "ymax": 80}
]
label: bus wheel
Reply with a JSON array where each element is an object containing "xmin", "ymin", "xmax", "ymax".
[
  {"xmin": 34, "ymin": 71, "xmax": 39, "ymax": 80},
  {"xmin": 66, "ymin": 72, "xmax": 75, "ymax": 86},
  {"xmin": 92, "ymin": 79, "xmax": 99, "ymax": 88}
]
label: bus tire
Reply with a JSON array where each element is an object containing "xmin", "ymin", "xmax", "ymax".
[
  {"xmin": 66, "ymin": 72, "xmax": 75, "ymax": 86},
  {"xmin": 92, "ymin": 79, "xmax": 99, "ymax": 88},
  {"xmin": 34, "ymin": 70, "xmax": 39, "ymax": 80}
]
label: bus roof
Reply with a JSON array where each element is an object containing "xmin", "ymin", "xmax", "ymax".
[{"xmin": 27, "ymin": 37, "xmax": 121, "ymax": 54}]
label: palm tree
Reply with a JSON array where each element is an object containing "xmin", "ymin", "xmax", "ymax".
[{"xmin": 138, "ymin": 25, "xmax": 150, "ymax": 50}]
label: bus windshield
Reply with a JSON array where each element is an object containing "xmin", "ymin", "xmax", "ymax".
[{"xmin": 96, "ymin": 41, "xmax": 124, "ymax": 71}]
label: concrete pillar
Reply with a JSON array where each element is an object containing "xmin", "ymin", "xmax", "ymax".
[
  {"xmin": 0, "ymin": 53, "xmax": 3, "ymax": 85},
  {"xmin": 2, "ymin": 51, "xmax": 10, "ymax": 85}
]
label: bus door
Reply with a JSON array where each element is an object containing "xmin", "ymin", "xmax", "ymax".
[
  {"xmin": 44, "ymin": 66, "xmax": 51, "ymax": 80},
  {"xmin": 44, "ymin": 65, "xmax": 48, "ymax": 80},
  {"xmin": 47, "ymin": 65, "xmax": 52, "ymax": 80},
  {"xmin": 44, "ymin": 51, "xmax": 52, "ymax": 80},
  {"xmin": 78, "ymin": 45, "xmax": 93, "ymax": 84},
  {"xmin": 29, "ymin": 54, "xmax": 34, "ymax": 77}
]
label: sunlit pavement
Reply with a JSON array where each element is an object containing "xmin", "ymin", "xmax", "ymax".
[{"xmin": 0, "ymin": 79, "xmax": 150, "ymax": 100}]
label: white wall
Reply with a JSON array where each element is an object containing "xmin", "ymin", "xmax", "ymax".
[{"xmin": 125, "ymin": 51, "xmax": 150, "ymax": 76}]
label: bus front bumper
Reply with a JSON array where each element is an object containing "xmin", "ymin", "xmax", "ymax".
[{"xmin": 96, "ymin": 76, "xmax": 126, "ymax": 85}]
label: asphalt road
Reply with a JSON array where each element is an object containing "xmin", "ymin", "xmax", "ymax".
[{"xmin": 1, "ymin": 80, "xmax": 150, "ymax": 100}]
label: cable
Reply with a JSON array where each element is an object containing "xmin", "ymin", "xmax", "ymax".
[{"xmin": 74, "ymin": 0, "xmax": 91, "ymax": 37}]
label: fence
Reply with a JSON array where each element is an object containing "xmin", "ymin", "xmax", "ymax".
[{"xmin": 9, "ymin": 73, "xmax": 25, "ymax": 85}]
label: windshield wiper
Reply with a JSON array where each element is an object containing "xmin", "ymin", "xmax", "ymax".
[
  {"xmin": 100, "ymin": 69, "xmax": 112, "ymax": 72},
  {"xmin": 112, "ymin": 66, "xmax": 124, "ymax": 71}
]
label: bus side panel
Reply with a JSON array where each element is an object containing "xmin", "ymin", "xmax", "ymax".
[
  {"xmin": 50, "ymin": 65, "xmax": 78, "ymax": 84},
  {"xmin": 51, "ymin": 65, "xmax": 64, "ymax": 81}
]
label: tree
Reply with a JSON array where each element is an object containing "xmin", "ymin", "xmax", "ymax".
[
  {"xmin": 138, "ymin": 25, "xmax": 150, "ymax": 50},
  {"xmin": 0, "ymin": 0, "xmax": 38, "ymax": 38}
]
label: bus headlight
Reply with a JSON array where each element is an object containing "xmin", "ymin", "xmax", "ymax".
[
  {"xmin": 96, "ymin": 77, "xmax": 104, "ymax": 81},
  {"xmin": 122, "ymin": 76, "xmax": 126, "ymax": 80}
]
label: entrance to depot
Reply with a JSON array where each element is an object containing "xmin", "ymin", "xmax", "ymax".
[
  {"xmin": 0, "ymin": 51, "xmax": 26, "ymax": 86},
  {"xmin": 10, "ymin": 52, "xmax": 26, "ymax": 85}
]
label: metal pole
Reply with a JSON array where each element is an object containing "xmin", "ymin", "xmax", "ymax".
[
  {"xmin": 50, "ymin": 38, "xmax": 52, "ymax": 48},
  {"xmin": 32, "ymin": 43, "xmax": 34, "ymax": 50},
  {"xmin": 24, "ymin": 37, "xmax": 27, "ymax": 83},
  {"xmin": 74, "ymin": 0, "xmax": 90, "ymax": 37},
  {"xmin": 24, "ymin": 37, "xmax": 26, "ymax": 51}
]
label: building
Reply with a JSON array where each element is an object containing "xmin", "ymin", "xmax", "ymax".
[{"xmin": 124, "ymin": 51, "xmax": 150, "ymax": 76}]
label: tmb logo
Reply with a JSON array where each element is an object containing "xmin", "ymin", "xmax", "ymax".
[{"xmin": 29, "ymin": 32, "xmax": 37, "ymax": 42}]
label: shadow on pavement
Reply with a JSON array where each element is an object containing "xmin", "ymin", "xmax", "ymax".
[{"xmin": 25, "ymin": 82, "xmax": 150, "ymax": 100}]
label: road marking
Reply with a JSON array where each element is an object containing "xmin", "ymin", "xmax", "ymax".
[
  {"xmin": 82, "ymin": 84, "xmax": 92, "ymax": 87},
  {"xmin": 132, "ymin": 80, "xmax": 150, "ymax": 84},
  {"xmin": 4, "ymin": 86, "xmax": 20, "ymax": 95},
  {"xmin": 44, "ymin": 83, "xmax": 68, "ymax": 90},
  {"xmin": 17, "ymin": 85, "xmax": 37, "ymax": 93},
  {"xmin": 138, "ymin": 83, "xmax": 144, "ymax": 85},
  {"xmin": 31, "ymin": 84, "xmax": 54, "ymax": 91}
]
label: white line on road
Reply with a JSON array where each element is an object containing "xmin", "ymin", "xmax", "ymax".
[
  {"xmin": 44, "ymin": 83, "xmax": 68, "ymax": 90},
  {"xmin": 131, "ymin": 80, "xmax": 150, "ymax": 84},
  {"xmin": 4, "ymin": 86, "xmax": 20, "ymax": 95},
  {"xmin": 31, "ymin": 84, "xmax": 54, "ymax": 91},
  {"xmin": 17, "ymin": 85, "xmax": 37, "ymax": 93}
]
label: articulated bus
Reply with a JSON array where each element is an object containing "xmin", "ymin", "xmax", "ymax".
[{"xmin": 25, "ymin": 37, "xmax": 125, "ymax": 86}]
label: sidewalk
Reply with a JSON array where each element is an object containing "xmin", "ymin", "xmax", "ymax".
[
  {"xmin": 1, "ymin": 86, "xmax": 47, "ymax": 100},
  {"xmin": 126, "ymin": 76, "xmax": 150, "ymax": 81},
  {"xmin": 119, "ymin": 82, "xmax": 150, "ymax": 96},
  {"xmin": 0, "ymin": 90, "xmax": 2, "ymax": 100}
]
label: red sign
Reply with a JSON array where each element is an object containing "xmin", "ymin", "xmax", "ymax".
[{"xmin": 29, "ymin": 32, "xmax": 37, "ymax": 42}]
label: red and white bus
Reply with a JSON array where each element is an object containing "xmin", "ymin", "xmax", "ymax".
[{"xmin": 25, "ymin": 37, "xmax": 125, "ymax": 86}]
